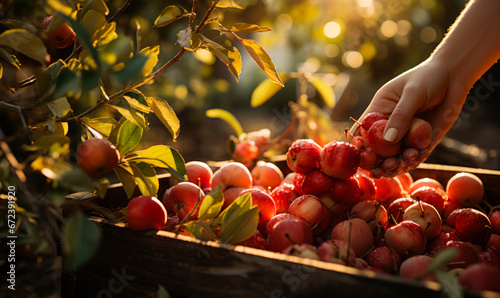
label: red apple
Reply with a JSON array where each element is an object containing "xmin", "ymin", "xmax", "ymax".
[
  {"xmin": 410, "ymin": 186, "xmax": 447, "ymax": 215},
  {"xmin": 351, "ymin": 136, "xmax": 381, "ymax": 170},
  {"xmin": 212, "ymin": 162, "xmax": 253, "ymax": 192},
  {"xmin": 395, "ymin": 172, "xmax": 413, "ymax": 193},
  {"xmin": 403, "ymin": 201, "xmax": 442, "ymax": 240},
  {"xmin": 293, "ymin": 173, "xmax": 306, "ymax": 195},
  {"xmin": 366, "ymin": 119, "xmax": 402, "ymax": 158},
  {"xmin": 319, "ymin": 141, "xmax": 360, "ymax": 180},
  {"xmin": 373, "ymin": 176, "xmax": 404, "ymax": 204},
  {"xmin": 490, "ymin": 210, "xmax": 500, "ymax": 234},
  {"xmin": 444, "ymin": 240, "xmax": 478, "ymax": 269},
  {"xmin": 366, "ymin": 245, "xmax": 402, "ymax": 274},
  {"xmin": 446, "ymin": 208, "xmax": 492, "ymax": 246},
  {"xmin": 282, "ymin": 243, "xmax": 320, "ymax": 260},
  {"xmin": 222, "ymin": 186, "xmax": 248, "ymax": 210},
  {"xmin": 446, "ymin": 172, "xmax": 484, "ymax": 208},
  {"xmin": 236, "ymin": 229, "xmax": 268, "ymax": 250},
  {"xmin": 42, "ymin": 16, "xmax": 76, "ymax": 49},
  {"xmin": 387, "ymin": 196, "xmax": 417, "ymax": 224},
  {"xmin": 359, "ymin": 112, "xmax": 388, "ymax": 138},
  {"xmin": 426, "ymin": 232, "xmax": 461, "ymax": 257},
  {"xmin": 486, "ymin": 233, "xmax": 500, "ymax": 256},
  {"xmin": 354, "ymin": 173, "xmax": 376, "ymax": 202},
  {"xmin": 329, "ymin": 176, "xmax": 361, "ymax": 208},
  {"xmin": 127, "ymin": 196, "xmax": 167, "ymax": 231},
  {"xmin": 169, "ymin": 182, "xmax": 205, "ymax": 220},
  {"xmin": 409, "ymin": 177, "xmax": 444, "ymax": 193},
  {"xmin": 384, "ymin": 220, "xmax": 427, "ymax": 258},
  {"xmin": 331, "ymin": 218, "xmax": 374, "ymax": 257},
  {"xmin": 240, "ymin": 188, "xmax": 277, "ymax": 232},
  {"xmin": 232, "ymin": 140, "xmax": 259, "ymax": 165},
  {"xmin": 266, "ymin": 213, "xmax": 297, "ymax": 236},
  {"xmin": 251, "ymin": 161, "xmax": 284, "ymax": 191},
  {"xmin": 185, "ymin": 161, "xmax": 213, "ymax": 189},
  {"xmin": 270, "ymin": 183, "xmax": 299, "ymax": 214},
  {"xmin": 286, "ymin": 139, "xmax": 322, "ymax": 174},
  {"xmin": 459, "ymin": 263, "xmax": 500, "ymax": 293},
  {"xmin": 288, "ymin": 194, "xmax": 333, "ymax": 236},
  {"xmin": 317, "ymin": 239, "xmax": 357, "ymax": 265},
  {"xmin": 76, "ymin": 138, "xmax": 120, "ymax": 179},
  {"xmin": 268, "ymin": 217, "xmax": 314, "ymax": 252},
  {"xmin": 302, "ymin": 169, "xmax": 335, "ymax": 196},
  {"xmin": 399, "ymin": 255, "xmax": 435, "ymax": 281},
  {"xmin": 442, "ymin": 199, "xmax": 462, "ymax": 220},
  {"xmin": 402, "ymin": 118, "xmax": 433, "ymax": 150},
  {"xmin": 350, "ymin": 200, "xmax": 389, "ymax": 236}
]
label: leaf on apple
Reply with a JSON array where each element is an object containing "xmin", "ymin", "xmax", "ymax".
[
  {"xmin": 217, "ymin": 193, "xmax": 259, "ymax": 244},
  {"xmin": 198, "ymin": 185, "xmax": 224, "ymax": 220},
  {"xmin": 185, "ymin": 220, "xmax": 217, "ymax": 242}
]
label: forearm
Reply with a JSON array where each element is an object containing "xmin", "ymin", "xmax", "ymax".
[{"xmin": 431, "ymin": 0, "xmax": 500, "ymax": 90}]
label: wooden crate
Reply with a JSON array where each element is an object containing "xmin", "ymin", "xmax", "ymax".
[{"xmin": 61, "ymin": 163, "xmax": 500, "ymax": 298}]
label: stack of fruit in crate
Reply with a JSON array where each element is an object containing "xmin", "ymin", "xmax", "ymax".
[{"xmin": 123, "ymin": 114, "xmax": 500, "ymax": 295}]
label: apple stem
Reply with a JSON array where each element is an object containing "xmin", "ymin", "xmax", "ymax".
[
  {"xmin": 417, "ymin": 199, "xmax": 424, "ymax": 217},
  {"xmin": 389, "ymin": 213, "xmax": 398, "ymax": 225},
  {"xmin": 349, "ymin": 117, "xmax": 364, "ymax": 127},
  {"xmin": 344, "ymin": 128, "xmax": 354, "ymax": 143}
]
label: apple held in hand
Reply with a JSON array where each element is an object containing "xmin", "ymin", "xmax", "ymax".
[
  {"xmin": 127, "ymin": 196, "xmax": 167, "ymax": 231},
  {"xmin": 77, "ymin": 138, "xmax": 120, "ymax": 179},
  {"xmin": 358, "ymin": 112, "xmax": 388, "ymax": 138},
  {"xmin": 402, "ymin": 118, "xmax": 433, "ymax": 150},
  {"xmin": 366, "ymin": 119, "xmax": 402, "ymax": 158},
  {"xmin": 319, "ymin": 141, "xmax": 360, "ymax": 180},
  {"xmin": 286, "ymin": 139, "xmax": 322, "ymax": 174}
]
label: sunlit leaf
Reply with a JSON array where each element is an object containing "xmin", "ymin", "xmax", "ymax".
[
  {"xmin": 91, "ymin": 22, "xmax": 116, "ymax": 45},
  {"xmin": 123, "ymin": 95, "xmax": 151, "ymax": 113},
  {"xmin": 107, "ymin": 104, "xmax": 148, "ymax": 129},
  {"xmin": 217, "ymin": 0, "xmax": 258, "ymax": 9},
  {"xmin": 63, "ymin": 211, "xmax": 101, "ymax": 269},
  {"xmin": 82, "ymin": 117, "xmax": 118, "ymax": 138},
  {"xmin": 231, "ymin": 23, "xmax": 271, "ymax": 32},
  {"xmin": 185, "ymin": 220, "xmax": 217, "ymax": 241},
  {"xmin": 198, "ymin": 185, "xmax": 224, "ymax": 220},
  {"xmin": 233, "ymin": 35, "xmax": 283, "ymax": 87},
  {"xmin": 127, "ymin": 145, "xmax": 186, "ymax": 177},
  {"xmin": 80, "ymin": 9, "xmax": 107, "ymax": 42},
  {"xmin": 250, "ymin": 73, "xmax": 289, "ymax": 107},
  {"xmin": 99, "ymin": 36, "xmax": 133, "ymax": 68},
  {"xmin": 130, "ymin": 162, "xmax": 158, "ymax": 197},
  {"xmin": 25, "ymin": 134, "xmax": 70, "ymax": 151},
  {"xmin": 218, "ymin": 193, "xmax": 258, "ymax": 244},
  {"xmin": 47, "ymin": 0, "xmax": 73, "ymax": 16},
  {"xmin": 80, "ymin": 0, "xmax": 109, "ymax": 18},
  {"xmin": 205, "ymin": 109, "xmax": 243, "ymax": 137},
  {"xmin": 154, "ymin": 5, "xmax": 189, "ymax": 28},
  {"xmin": 117, "ymin": 120, "xmax": 143, "ymax": 156},
  {"xmin": 145, "ymin": 97, "xmax": 180, "ymax": 142},
  {"xmin": 114, "ymin": 164, "xmax": 137, "ymax": 199},
  {"xmin": 199, "ymin": 31, "xmax": 242, "ymax": 80},
  {"xmin": 47, "ymin": 97, "xmax": 73, "ymax": 118},
  {"xmin": 139, "ymin": 45, "xmax": 160, "ymax": 77},
  {"xmin": 0, "ymin": 29, "xmax": 47, "ymax": 65},
  {"xmin": 310, "ymin": 77, "xmax": 335, "ymax": 108},
  {"xmin": 0, "ymin": 63, "xmax": 3, "ymax": 79}
]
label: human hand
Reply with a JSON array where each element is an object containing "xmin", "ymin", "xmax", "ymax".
[{"xmin": 351, "ymin": 58, "xmax": 469, "ymax": 177}]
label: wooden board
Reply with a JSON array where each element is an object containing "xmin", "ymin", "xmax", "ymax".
[{"xmin": 61, "ymin": 163, "xmax": 500, "ymax": 298}]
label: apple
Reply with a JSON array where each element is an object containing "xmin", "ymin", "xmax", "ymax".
[
  {"xmin": 387, "ymin": 197, "xmax": 417, "ymax": 224},
  {"xmin": 490, "ymin": 210, "xmax": 500, "ymax": 234},
  {"xmin": 317, "ymin": 239, "xmax": 357, "ymax": 265},
  {"xmin": 384, "ymin": 220, "xmax": 427, "ymax": 258},
  {"xmin": 459, "ymin": 263, "xmax": 500, "ymax": 293},
  {"xmin": 245, "ymin": 128, "xmax": 271, "ymax": 149},
  {"xmin": 76, "ymin": 138, "xmax": 120, "ymax": 179},
  {"xmin": 292, "ymin": 173, "xmax": 306, "ymax": 195},
  {"xmin": 281, "ymin": 172, "xmax": 298, "ymax": 185},
  {"xmin": 426, "ymin": 232, "xmax": 460, "ymax": 257},
  {"xmin": 409, "ymin": 177, "xmax": 444, "ymax": 193},
  {"xmin": 399, "ymin": 255, "xmax": 435, "ymax": 281},
  {"xmin": 286, "ymin": 139, "xmax": 322, "ymax": 174},
  {"xmin": 410, "ymin": 186, "xmax": 447, "ymax": 215},
  {"xmin": 302, "ymin": 169, "xmax": 335, "ymax": 196},
  {"xmin": 212, "ymin": 162, "xmax": 253, "ymax": 192},
  {"xmin": 442, "ymin": 199, "xmax": 462, "ymax": 220},
  {"xmin": 127, "ymin": 196, "xmax": 167, "ymax": 231},
  {"xmin": 319, "ymin": 141, "xmax": 360, "ymax": 180},
  {"xmin": 329, "ymin": 176, "xmax": 361, "ymax": 208},
  {"xmin": 366, "ymin": 245, "xmax": 402, "ymax": 274},
  {"xmin": 350, "ymin": 200, "xmax": 389, "ymax": 236},
  {"xmin": 403, "ymin": 201, "xmax": 442, "ymax": 240},
  {"xmin": 366, "ymin": 119, "xmax": 402, "ymax": 158},
  {"xmin": 42, "ymin": 16, "xmax": 76, "ymax": 49},
  {"xmin": 222, "ymin": 186, "xmax": 248, "ymax": 210},
  {"xmin": 358, "ymin": 112, "xmax": 388, "ymax": 138},
  {"xmin": 169, "ymin": 182, "xmax": 205, "ymax": 220},
  {"xmin": 486, "ymin": 233, "xmax": 500, "ymax": 256},
  {"xmin": 266, "ymin": 213, "xmax": 297, "ymax": 236},
  {"xmin": 288, "ymin": 194, "xmax": 333, "ymax": 236},
  {"xmin": 446, "ymin": 208, "xmax": 492, "ymax": 246},
  {"xmin": 268, "ymin": 217, "xmax": 314, "ymax": 252},
  {"xmin": 239, "ymin": 188, "xmax": 277, "ymax": 232},
  {"xmin": 331, "ymin": 218, "xmax": 374, "ymax": 257},
  {"xmin": 232, "ymin": 140, "xmax": 259, "ymax": 166},
  {"xmin": 351, "ymin": 136, "xmax": 381, "ymax": 170},
  {"xmin": 236, "ymin": 229, "xmax": 268, "ymax": 250},
  {"xmin": 394, "ymin": 173, "xmax": 413, "ymax": 193},
  {"xmin": 477, "ymin": 247, "xmax": 500, "ymax": 267},
  {"xmin": 282, "ymin": 243, "xmax": 320, "ymax": 260},
  {"xmin": 251, "ymin": 161, "xmax": 284, "ymax": 191},
  {"xmin": 354, "ymin": 173, "xmax": 376, "ymax": 202},
  {"xmin": 270, "ymin": 183, "xmax": 299, "ymax": 214},
  {"xmin": 373, "ymin": 176, "xmax": 404, "ymax": 204},
  {"xmin": 185, "ymin": 161, "xmax": 213, "ymax": 189},
  {"xmin": 446, "ymin": 172, "xmax": 484, "ymax": 208},
  {"xmin": 402, "ymin": 118, "xmax": 433, "ymax": 150},
  {"xmin": 444, "ymin": 240, "xmax": 478, "ymax": 269}
]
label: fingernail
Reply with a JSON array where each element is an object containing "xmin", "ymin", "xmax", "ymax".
[{"xmin": 384, "ymin": 128, "xmax": 398, "ymax": 142}]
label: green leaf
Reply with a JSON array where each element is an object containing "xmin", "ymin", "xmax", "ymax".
[
  {"xmin": 154, "ymin": 5, "xmax": 189, "ymax": 28},
  {"xmin": 107, "ymin": 104, "xmax": 148, "ymax": 129},
  {"xmin": 63, "ymin": 211, "xmax": 101, "ymax": 269},
  {"xmin": 130, "ymin": 162, "xmax": 158, "ymax": 197},
  {"xmin": 233, "ymin": 35, "xmax": 283, "ymax": 87},
  {"xmin": 310, "ymin": 77, "xmax": 336, "ymax": 108},
  {"xmin": 47, "ymin": 97, "xmax": 73, "ymax": 118},
  {"xmin": 139, "ymin": 45, "xmax": 160, "ymax": 77},
  {"xmin": 250, "ymin": 73, "xmax": 289, "ymax": 107},
  {"xmin": 205, "ymin": 108, "xmax": 244, "ymax": 137},
  {"xmin": 231, "ymin": 23, "xmax": 271, "ymax": 32},
  {"xmin": 82, "ymin": 117, "xmax": 118, "ymax": 139},
  {"xmin": 126, "ymin": 145, "xmax": 186, "ymax": 177},
  {"xmin": 218, "ymin": 193, "xmax": 258, "ymax": 244},
  {"xmin": 427, "ymin": 247, "xmax": 459, "ymax": 273},
  {"xmin": 80, "ymin": 9, "xmax": 107, "ymax": 42},
  {"xmin": 58, "ymin": 13, "xmax": 101, "ymax": 68},
  {"xmin": 145, "ymin": 97, "xmax": 180, "ymax": 142},
  {"xmin": 0, "ymin": 29, "xmax": 47, "ymax": 65},
  {"xmin": 117, "ymin": 120, "xmax": 143, "ymax": 156},
  {"xmin": 185, "ymin": 220, "xmax": 218, "ymax": 241},
  {"xmin": 435, "ymin": 270, "xmax": 463, "ymax": 298},
  {"xmin": 0, "ymin": 47, "xmax": 21, "ymax": 70},
  {"xmin": 157, "ymin": 285, "xmax": 171, "ymax": 298},
  {"xmin": 198, "ymin": 185, "xmax": 224, "ymax": 220},
  {"xmin": 114, "ymin": 165, "xmax": 137, "ymax": 199},
  {"xmin": 112, "ymin": 54, "xmax": 148, "ymax": 87}
]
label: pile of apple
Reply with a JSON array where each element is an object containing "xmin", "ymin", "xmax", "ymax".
[{"xmin": 125, "ymin": 137, "xmax": 500, "ymax": 294}]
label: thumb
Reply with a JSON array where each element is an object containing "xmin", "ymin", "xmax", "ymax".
[{"xmin": 383, "ymin": 89, "xmax": 425, "ymax": 143}]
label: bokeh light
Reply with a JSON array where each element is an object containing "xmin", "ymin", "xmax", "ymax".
[
  {"xmin": 342, "ymin": 51, "xmax": 364, "ymax": 68},
  {"xmin": 380, "ymin": 20, "xmax": 398, "ymax": 38},
  {"xmin": 420, "ymin": 26, "xmax": 437, "ymax": 43},
  {"xmin": 324, "ymin": 21, "xmax": 341, "ymax": 39}
]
